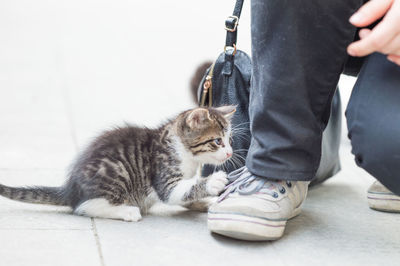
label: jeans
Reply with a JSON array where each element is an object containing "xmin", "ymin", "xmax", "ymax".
[{"xmin": 247, "ymin": 0, "xmax": 400, "ymax": 195}]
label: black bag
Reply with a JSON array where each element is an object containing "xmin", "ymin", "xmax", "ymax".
[{"xmin": 197, "ymin": 0, "xmax": 341, "ymax": 185}]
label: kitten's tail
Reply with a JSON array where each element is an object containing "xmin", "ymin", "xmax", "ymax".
[{"xmin": 0, "ymin": 184, "xmax": 68, "ymax": 206}]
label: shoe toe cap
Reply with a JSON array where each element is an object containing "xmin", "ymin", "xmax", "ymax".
[{"xmin": 209, "ymin": 195, "xmax": 284, "ymax": 219}]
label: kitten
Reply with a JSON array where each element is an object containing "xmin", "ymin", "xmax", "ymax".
[{"xmin": 0, "ymin": 106, "xmax": 235, "ymax": 222}]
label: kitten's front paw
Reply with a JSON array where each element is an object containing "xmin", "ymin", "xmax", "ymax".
[
  {"xmin": 184, "ymin": 197, "xmax": 217, "ymax": 212},
  {"xmin": 118, "ymin": 206, "xmax": 142, "ymax": 222},
  {"xmin": 206, "ymin": 171, "xmax": 228, "ymax": 196}
]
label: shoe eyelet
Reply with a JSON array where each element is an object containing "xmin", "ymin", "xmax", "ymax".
[
  {"xmin": 280, "ymin": 187, "xmax": 286, "ymax": 194},
  {"xmin": 273, "ymin": 192, "xmax": 279, "ymax": 198},
  {"xmin": 286, "ymin": 181, "xmax": 292, "ymax": 188}
]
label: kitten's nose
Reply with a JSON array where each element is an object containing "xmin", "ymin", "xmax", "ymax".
[{"xmin": 226, "ymin": 152, "xmax": 232, "ymax": 158}]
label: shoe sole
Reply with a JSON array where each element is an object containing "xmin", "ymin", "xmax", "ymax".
[
  {"xmin": 367, "ymin": 192, "xmax": 400, "ymax": 213},
  {"xmin": 208, "ymin": 207, "xmax": 301, "ymax": 241}
]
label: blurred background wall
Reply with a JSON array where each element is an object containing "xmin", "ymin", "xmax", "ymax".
[
  {"xmin": 0, "ymin": 0, "xmax": 251, "ymax": 126},
  {"xmin": 0, "ymin": 0, "xmax": 355, "ymax": 169}
]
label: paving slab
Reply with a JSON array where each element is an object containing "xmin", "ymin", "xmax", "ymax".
[
  {"xmin": 0, "ymin": 229, "xmax": 101, "ymax": 266},
  {"xmin": 95, "ymin": 212, "xmax": 286, "ymax": 266}
]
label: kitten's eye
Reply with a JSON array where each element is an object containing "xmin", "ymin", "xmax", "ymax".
[{"xmin": 214, "ymin": 138, "xmax": 223, "ymax": 145}]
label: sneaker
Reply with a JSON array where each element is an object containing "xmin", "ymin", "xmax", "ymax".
[
  {"xmin": 208, "ymin": 166, "xmax": 309, "ymax": 241},
  {"xmin": 367, "ymin": 180, "xmax": 400, "ymax": 213}
]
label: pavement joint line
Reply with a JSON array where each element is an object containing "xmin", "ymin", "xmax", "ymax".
[{"xmin": 91, "ymin": 218, "xmax": 106, "ymax": 266}]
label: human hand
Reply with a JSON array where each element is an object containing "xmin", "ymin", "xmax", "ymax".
[{"xmin": 347, "ymin": 0, "xmax": 400, "ymax": 66}]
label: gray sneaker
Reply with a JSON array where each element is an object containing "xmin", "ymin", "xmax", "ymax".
[
  {"xmin": 368, "ymin": 181, "xmax": 400, "ymax": 213},
  {"xmin": 208, "ymin": 167, "xmax": 309, "ymax": 241}
]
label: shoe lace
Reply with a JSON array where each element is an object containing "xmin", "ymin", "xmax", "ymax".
[{"xmin": 218, "ymin": 166, "xmax": 291, "ymax": 202}]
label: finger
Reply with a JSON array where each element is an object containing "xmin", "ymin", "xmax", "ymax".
[
  {"xmin": 349, "ymin": 0, "xmax": 393, "ymax": 27},
  {"xmin": 387, "ymin": 54, "xmax": 400, "ymax": 65},
  {"xmin": 379, "ymin": 35, "xmax": 400, "ymax": 54},
  {"xmin": 358, "ymin": 28, "xmax": 372, "ymax": 39},
  {"xmin": 347, "ymin": 14, "xmax": 400, "ymax": 56}
]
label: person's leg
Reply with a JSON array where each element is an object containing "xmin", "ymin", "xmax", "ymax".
[
  {"xmin": 346, "ymin": 53, "xmax": 400, "ymax": 211},
  {"xmin": 247, "ymin": 0, "xmax": 362, "ymax": 180},
  {"xmin": 208, "ymin": 0, "xmax": 364, "ymax": 241}
]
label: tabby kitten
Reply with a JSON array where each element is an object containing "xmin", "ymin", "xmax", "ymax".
[{"xmin": 0, "ymin": 106, "xmax": 235, "ymax": 222}]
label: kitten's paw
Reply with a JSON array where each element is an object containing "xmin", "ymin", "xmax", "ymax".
[
  {"xmin": 118, "ymin": 206, "xmax": 142, "ymax": 222},
  {"xmin": 206, "ymin": 171, "xmax": 228, "ymax": 196},
  {"xmin": 204, "ymin": 196, "xmax": 218, "ymax": 208},
  {"xmin": 184, "ymin": 197, "xmax": 218, "ymax": 212}
]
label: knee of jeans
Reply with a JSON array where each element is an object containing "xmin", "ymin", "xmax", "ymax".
[
  {"xmin": 348, "ymin": 117, "xmax": 400, "ymax": 174},
  {"xmin": 349, "ymin": 124, "xmax": 400, "ymax": 195}
]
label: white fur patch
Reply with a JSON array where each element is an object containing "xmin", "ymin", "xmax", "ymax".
[
  {"xmin": 168, "ymin": 176, "xmax": 198, "ymax": 205},
  {"xmin": 142, "ymin": 190, "xmax": 161, "ymax": 214},
  {"xmin": 148, "ymin": 202, "xmax": 187, "ymax": 216},
  {"xmin": 75, "ymin": 198, "xmax": 142, "ymax": 222},
  {"xmin": 206, "ymin": 171, "xmax": 228, "ymax": 196},
  {"xmin": 171, "ymin": 136, "xmax": 199, "ymax": 178}
]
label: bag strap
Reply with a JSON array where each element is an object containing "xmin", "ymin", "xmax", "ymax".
[
  {"xmin": 223, "ymin": 0, "xmax": 244, "ymax": 76},
  {"xmin": 224, "ymin": 0, "xmax": 244, "ymax": 52}
]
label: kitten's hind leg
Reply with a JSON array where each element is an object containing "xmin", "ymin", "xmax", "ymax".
[{"xmin": 74, "ymin": 198, "xmax": 142, "ymax": 222}]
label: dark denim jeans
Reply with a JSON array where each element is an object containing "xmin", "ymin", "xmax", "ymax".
[
  {"xmin": 247, "ymin": 0, "xmax": 400, "ymax": 195},
  {"xmin": 346, "ymin": 53, "xmax": 400, "ymax": 195}
]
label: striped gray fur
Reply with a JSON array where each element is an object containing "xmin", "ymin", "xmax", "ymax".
[{"xmin": 0, "ymin": 106, "xmax": 236, "ymax": 220}]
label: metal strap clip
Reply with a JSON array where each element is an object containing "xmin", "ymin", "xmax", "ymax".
[
  {"xmin": 224, "ymin": 44, "xmax": 237, "ymax": 56},
  {"xmin": 224, "ymin": 15, "xmax": 239, "ymax": 32}
]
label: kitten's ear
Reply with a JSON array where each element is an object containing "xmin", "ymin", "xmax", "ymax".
[
  {"xmin": 215, "ymin": 105, "xmax": 236, "ymax": 120},
  {"xmin": 186, "ymin": 108, "xmax": 212, "ymax": 128}
]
